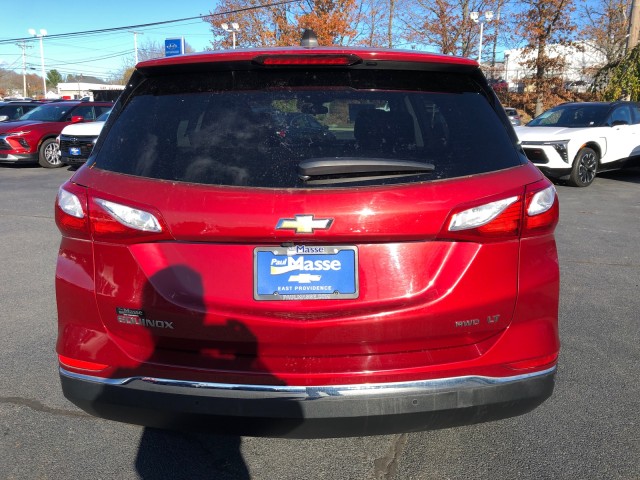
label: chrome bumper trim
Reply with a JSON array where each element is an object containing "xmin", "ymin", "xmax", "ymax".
[{"xmin": 59, "ymin": 366, "xmax": 556, "ymax": 399}]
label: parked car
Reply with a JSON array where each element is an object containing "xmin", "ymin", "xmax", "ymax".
[
  {"xmin": 272, "ymin": 111, "xmax": 336, "ymax": 144},
  {"xmin": 55, "ymin": 33, "xmax": 560, "ymax": 437},
  {"xmin": 489, "ymin": 78, "xmax": 508, "ymax": 91},
  {"xmin": 57, "ymin": 109, "xmax": 111, "ymax": 165},
  {"xmin": 0, "ymin": 100, "xmax": 112, "ymax": 168},
  {"xmin": 504, "ymin": 107, "xmax": 522, "ymax": 126},
  {"xmin": 565, "ymin": 80, "xmax": 590, "ymax": 93},
  {"xmin": 516, "ymin": 101, "xmax": 640, "ymax": 186},
  {"xmin": 0, "ymin": 101, "xmax": 41, "ymax": 122}
]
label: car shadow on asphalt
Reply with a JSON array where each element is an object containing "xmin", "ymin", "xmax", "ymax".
[
  {"xmin": 598, "ymin": 166, "xmax": 640, "ymax": 184},
  {"xmin": 71, "ymin": 264, "xmax": 303, "ymax": 478},
  {"xmin": 131, "ymin": 265, "xmax": 299, "ymax": 478},
  {"xmin": 0, "ymin": 163, "xmax": 40, "ymax": 169},
  {"xmin": 135, "ymin": 428, "xmax": 250, "ymax": 479}
]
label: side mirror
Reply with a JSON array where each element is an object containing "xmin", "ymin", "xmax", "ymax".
[
  {"xmin": 71, "ymin": 115, "xmax": 84, "ymax": 123},
  {"xmin": 0, "ymin": 115, "xmax": 9, "ymax": 121}
]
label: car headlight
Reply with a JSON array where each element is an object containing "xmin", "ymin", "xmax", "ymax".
[
  {"xmin": 547, "ymin": 140, "xmax": 570, "ymax": 163},
  {"xmin": 522, "ymin": 140, "xmax": 570, "ymax": 163},
  {"xmin": 7, "ymin": 130, "xmax": 31, "ymax": 137},
  {"xmin": 4, "ymin": 131, "xmax": 31, "ymax": 149}
]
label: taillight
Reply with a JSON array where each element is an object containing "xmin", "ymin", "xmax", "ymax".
[
  {"xmin": 439, "ymin": 190, "xmax": 523, "ymax": 242},
  {"xmin": 94, "ymin": 198, "xmax": 163, "ymax": 233},
  {"xmin": 448, "ymin": 195, "xmax": 520, "ymax": 232},
  {"xmin": 438, "ymin": 180, "xmax": 558, "ymax": 242},
  {"xmin": 89, "ymin": 196, "xmax": 173, "ymax": 243},
  {"xmin": 55, "ymin": 181, "xmax": 172, "ymax": 243},
  {"xmin": 523, "ymin": 181, "xmax": 559, "ymax": 236},
  {"xmin": 253, "ymin": 54, "xmax": 361, "ymax": 66},
  {"xmin": 55, "ymin": 181, "xmax": 90, "ymax": 239}
]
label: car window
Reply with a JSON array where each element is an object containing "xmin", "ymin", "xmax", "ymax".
[
  {"xmin": 92, "ymin": 69, "xmax": 522, "ymax": 188},
  {"xmin": 19, "ymin": 104, "xmax": 70, "ymax": 122},
  {"xmin": 69, "ymin": 105, "xmax": 95, "ymax": 121},
  {"xmin": 528, "ymin": 104, "xmax": 609, "ymax": 127},
  {"xmin": 631, "ymin": 105, "xmax": 640, "ymax": 124},
  {"xmin": 608, "ymin": 106, "xmax": 632, "ymax": 125},
  {"xmin": 0, "ymin": 105, "xmax": 24, "ymax": 120},
  {"xmin": 95, "ymin": 106, "xmax": 112, "ymax": 118},
  {"xmin": 96, "ymin": 110, "xmax": 111, "ymax": 121},
  {"xmin": 290, "ymin": 114, "xmax": 309, "ymax": 129}
]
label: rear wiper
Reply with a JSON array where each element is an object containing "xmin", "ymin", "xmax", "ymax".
[{"xmin": 298, "ymin": 157, "xmax": 435, "ymax": 180}]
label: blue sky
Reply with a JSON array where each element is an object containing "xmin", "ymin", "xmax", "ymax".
[{"xmin": 0, "ymin": 0, "xmax": 220, "ymax": 81}]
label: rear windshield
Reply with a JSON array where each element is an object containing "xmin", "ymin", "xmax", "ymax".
[{"xmin": 92, "ymin": 68, "xmax": 522, "ymax": 188}]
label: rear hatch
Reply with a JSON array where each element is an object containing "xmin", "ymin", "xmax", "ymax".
[{"xmin": 75, "ymin": 51, "xmax": 537, "ymax": 385}]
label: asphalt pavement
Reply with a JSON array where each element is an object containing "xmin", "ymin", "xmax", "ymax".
[{"xmin": 1, "ymin": 164, "xmax": 638, "ymax": 480}]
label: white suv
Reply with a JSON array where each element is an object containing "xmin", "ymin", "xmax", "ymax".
[
  {"xmin": 57, "ymin": 109, "xmax": 111, "ymax": 166},
  {"xmin": 516, "ymin": 101, "xmax": 640, "ymax": 186}
]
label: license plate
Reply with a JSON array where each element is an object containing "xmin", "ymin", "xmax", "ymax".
[
  {"xmin": 69, "ymin": 147, "xmax": 81, "ymax": 156},
  {"xmin": 254, "ymin": 245, "xmax": 358, "ymax": 300}
]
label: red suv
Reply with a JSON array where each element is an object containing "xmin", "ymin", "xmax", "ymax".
[
  {"xmin": 0, "ymin": 101, "xmax": 112, "ymax": 168},
  {"xmin": 55, "ymin": 39, "xmax": 560, "ymax": 437}
]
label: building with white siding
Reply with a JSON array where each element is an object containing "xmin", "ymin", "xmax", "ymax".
[{"xmin": 502, "ymin": 42, "xmax": 606, "ymax": 92}]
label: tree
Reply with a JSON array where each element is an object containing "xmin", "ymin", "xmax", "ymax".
[
  {"xmin": 46, "ymin": 69, "xmax": 63, "ymax": 89},
  {"xmin": 353, "ymin": 0, "xmax": 398, "ymax": 47},
  {"xmin": 204, "ymin": 0, "xmax": 360, "ymax": 48},
  {"xmin": 0, "ymin": 68, "xmax": 25, "ymax": 96},
  {"xmin": 296, "ymin": 0, "xmax": 358, "ymax": 45},
  {"xmin": 584, "ymin": 0, "xmax": 631, "ymax": 65},
  {"xmin": 66, "ymin": 74, "xmax": 106, "ymax": 84},
  {"xmin": 400, "ymin": 0, "xmax": 502, "ymax": 58},
  {"xmin": 593, "ymin": 44, "xmax": 640, "ymax": 100},
  {"xmin": 137, "ymin": 40, "xmax": 165, "ymax": 62},
  {"xmin": 113, "ymin": 39, "xmax": 196, "ymax": 85},
  {"xmin": 513, "ymin": 0, "xmax": 577, "ymax": 116}
]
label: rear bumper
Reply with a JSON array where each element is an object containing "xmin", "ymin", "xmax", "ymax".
[
  {"xmin": 60, "ymin": 365, "xmax": 556, "ymax": 437},
  {"xmin": 60, "ymin": 154, "xmax": 88, "ymax": 165}
]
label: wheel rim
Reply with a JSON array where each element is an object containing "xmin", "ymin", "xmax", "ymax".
[
  {"xmin": 44, "ymin": 142, "xmax": 61, "ymax": 166},
  {"xmin": 578, "ymin": 151, "xmax": 597, "ymax": 184}
]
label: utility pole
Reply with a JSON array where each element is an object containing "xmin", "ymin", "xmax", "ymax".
[
  {"xmin": 131, "ymin": 31, "xmax": 144, "ymax": 64},
  {"xmin": 628, "ymin": 0, "xmax": 640, "ymax": 52},
  {"xmin": 16, "ymin": 41, "xmax": 32, "ymax": 98}
]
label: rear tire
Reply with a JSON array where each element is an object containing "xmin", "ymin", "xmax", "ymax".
[
  {"xmin": 568, "ymin": 147, "xmax": 598, "ymax": 187},
  {"xmin": 38, "ymin": 138, "xmax": 63, "ymax": 168}
]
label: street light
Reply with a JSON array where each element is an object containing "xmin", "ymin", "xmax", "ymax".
[
  {"xmin": 470, "ymin": 11, "xmax": 493, "ymax": 63},
  {"xmin": 221, "ymin": 23, "xmax": 240, "ymax": 49},
  {"xmin": 28, "ymin": 28, "xmax": 47, "ymax": 98}
]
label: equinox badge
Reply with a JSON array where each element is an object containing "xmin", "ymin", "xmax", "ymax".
[{"xmin": 276, "ymin": 215, "xmax": 333, "ymax": 234}]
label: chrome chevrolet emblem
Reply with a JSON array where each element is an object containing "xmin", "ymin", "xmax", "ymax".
[{"xmin": 276, "ymin": 215, "xmax": 333, "ymax": 234}]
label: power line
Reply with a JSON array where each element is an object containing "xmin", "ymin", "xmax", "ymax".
[
  {"xmin": 47, "ymin": 50, "xmax": 132, "ymax": 66},
  {"xmin": 0, "ymin": 0, "xmax": 299, "ymax": 45}
]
